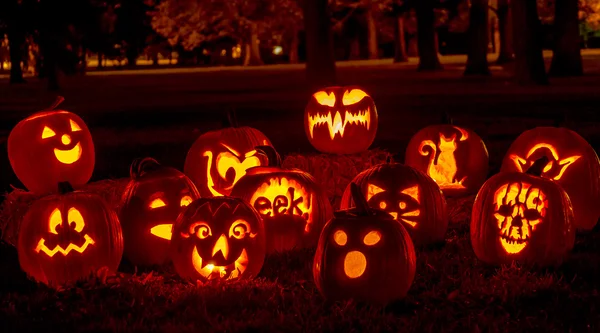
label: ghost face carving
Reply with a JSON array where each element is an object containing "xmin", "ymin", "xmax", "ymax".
[
  {"xmin": 170, "ymin": 197, "xmax": 266, "ymax": 282},
  {"xmin": 8, "ymin": 110, "xmax": 95, "ymax": 194},
  {"xmin": 304, "ymin": 86, "xmax": 378, "ymax": 154}
]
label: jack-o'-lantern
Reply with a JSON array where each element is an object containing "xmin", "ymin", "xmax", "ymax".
[
  {"xmin": 471, "ymin": 157, "xmax": 575, "ymax": 266},
  {"xmin": 184, "ymin": 111, "xmax": 274, "ymax": 198},
  {"xmin": 170, "ymin": 196, "xmax": 265, "ymax": 282},
  {"xmin": 8, "ymin": 97, "xmax": 95, "ymax": 194},
  {"xmin": 500, "ymin": 127, "xmax": 600, "ymax": 231},
  {"xmin": 230, "ymin": 146, "xmax": 333, "ymax": 253},
  {"xmin": 405, "ymin": 123, "xmax": 489, "ymax": 197},
  {"xmin": 314, "ymin": 183, "xmax": 416, "ymax": 304},
  {"xmin": 18, "ymin": 182, "xmax": 123, "ymax": 286},
  {"xmin": 119, "ymin": 158, "xmax": 200, "ymax": 266},
  {"xmin": 304, "ymin": 86, "xmax": 378, "ymax": 154},
  {"xmin": 340, "ymin": 160, "xmax": 448, "ymax": 246}
]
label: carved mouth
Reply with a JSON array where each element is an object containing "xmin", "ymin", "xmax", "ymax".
[
  {"xmin": 35, "ymin": 234, "xmax": 95, "ymax": 257},
  {"xmin": 191, "ymin": 246, "xmax": 249, "ymax": 280},
  {"xmin": 344, "ymin": 250, "xmax": 367, "ymax": 279},
  {"xmin": 500, "ymin": 235, "xmax": 528, "ymax": 254},
  {"xmin": 307, "ymin": 108, "xmax": 371, "ymax": 139},
  {"xmin": 54, "ymin": 142, "xmax": 82, "ymax": 164}
]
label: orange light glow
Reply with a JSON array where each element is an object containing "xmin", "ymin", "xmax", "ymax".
[
  {"xmin": 419, "ymin": 131, "xmax": 467, "ymax": 190},
  {"xmin": 54, "ymin": 142, "xmax": 82, "ymax": 164},
  {"xmin": 35, "ymin": 234, "xmax": 95, "ymax": 257},
  {"xmin": 42, "ymin": 126, "xmax": 56, "ymax": 139},
  {"xmin": 307, "ymin": 108, "xmax": 371, "ymax": 139},
  {"xmin": 342, "ymin": 89, "xmax": 368, "ymax": 105},
  {"xmin": 250, "ymin": 177, "xmax": 313, "ymax": 227},
  {"xmin": 150, "ymin": 223, "xmax": 173, "ymax": 240},
  {"xmin": 70, "ymin": 119, "xmax": 82, "ymax": 132},
  {"xmin": 212, "ymin": 234, "xmax": 230, "ymax": 260},
  {"xmin": 313, "ymin": 91, "xmax": 336, "ymax": 107},
  {"xmin": 61, "ymin": 134, "xmax": 71, "ymax": 145},
  {"xmin": 509, "ymin": 143, "xmax": 581, "ymax": 181},
  {"xmin": 367, "ymin": 184, "xmax": 385, "ymax": 201},
  {"xmin": 344, "ymin": 250, "xmax": 367, "ymax": 278},
  {"xmin": 67, "ymin": 207, "xmax": 85, "ymax": 232},
  {"xmin": 191, "ymin": 246, "xmax": 249, "ymax": 280},
  {"xmin": 49, "ymin": 208, "xmax": 62, "ymax": 234},
  {"xmin": 149, "ymin": 198, "xmax": 166, "ymax": 209},
  {"xmin": 228, "ymin": 220, "xmax": 257, "ymax": 239},
  {"xmin": 363, "ymin": 230, "xmax": 381, "ymax": 245},
  {"xmin": 204, "ymin": 146, "xmax": 262, "ymax": 197},
  {"xmin": 180, "ymin": 195, "xmax": 193, "ymax": 207},
  {"xmin": 333, "ymin": 230, "xmax": 347, "ymax": 246}
]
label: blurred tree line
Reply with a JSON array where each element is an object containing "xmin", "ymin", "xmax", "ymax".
[{"xmin": 0, "ymin": 0, "xmax": 599, "ymax": 89}]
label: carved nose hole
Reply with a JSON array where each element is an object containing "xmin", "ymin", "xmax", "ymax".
[{"xmin": 512, "ymin": 216, "xmax": 523, "ymax": 228}]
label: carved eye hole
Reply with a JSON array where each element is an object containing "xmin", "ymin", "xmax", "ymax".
[
  {"xmin": 68, "ymin": 207, "xmax": 85, "ymax": 232},
  {"xmin": 333, "ymin": 229, "xmax": 347, "ymax": 246},
  {"xmin": 399, "ymin": 201, "xmax": 407, "ymax": 210},
  {"xmin": 189, "ymin": 222, "xmax": 212, "ymax": 239},
  {"xmin": 149, "ymin": 198, "xmax": 166, "ymax": 209},
  {"xmin": 313, "ymin": 91, "xmax": 336, "ymax": 107},
  {"xmin": 363, "ymin": 230, "xmax": 381, "ymax": 246},
  {"xmin": 229, "ymin": 220, "xmax": 252, "ymax": 239},
  {"xmin": 42, "ymin": 126, "xmax": 56, "ymax": 139},
  {"xmin": 70, "ymin": 119, "xmax": 82, "ymax": 132},
  {"xmin": 379, "ymin": 201, "xmax": 387, "ymax": 209},
  {"xmin": 48, "ymin": 208, "xmax": 62, "ymax": 234},
  {"xmin": 180, "ymin": 195, "xmax": 193, "ymax": 207},
  {"xmin": 342, "ymin": 89, "xmax": 368, "ymax": 105}
]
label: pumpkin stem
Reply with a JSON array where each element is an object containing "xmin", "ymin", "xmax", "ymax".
[
  {"xmin": 255, "ymin": 145, "xmax": 281, "ymax": 167},
  {"xmin": 58, "ymin": 181, "xmax": 74, "ymax": 194},
  {"xmin": 385, "ymin": 155, "xmax": 394, "ymax": 164},
  {"xmin": 350, "ymin": 183, "xmax": 370, "ymax": 215},
  {"xmin": 441, "ymin": 111, "xmax": 454, "ymax": 125},
  {"xmin": 222, "ymin": 108, "xmax": 239, "ymax": 128},
  {"xmin": 130, "ymin": 157, "xmax": 161, "ymax": 179},
  {"xmin": 526, "ymin": 156, "xmax": 550, "ymax": 176},
  {"xmin": 46, "ymin": 96, "xmax": 65, "ymax": 111}
]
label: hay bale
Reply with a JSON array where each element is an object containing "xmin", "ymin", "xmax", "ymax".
[
  {"xmin": 0, "ymin": 178, "xmax": 129, "ymax": 247},
  {"xmin": 446, "ymin": 195, "xmax": 475, "ymax": 225},
  {"xmin": 282, "ymin": 149, "xmax": 392, "ymax": 209}
]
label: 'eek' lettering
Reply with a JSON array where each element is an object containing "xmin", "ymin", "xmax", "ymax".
[{"xmin": 253, "ymin": 187, "xmax": 311, "ymax": 221}]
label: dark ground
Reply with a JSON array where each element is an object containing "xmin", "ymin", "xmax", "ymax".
[{"xmin": 1, "ymin": 55, "xmax": 600, "ymax": 331}]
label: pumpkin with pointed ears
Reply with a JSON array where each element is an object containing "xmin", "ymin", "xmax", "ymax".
[
  {"xmin": 18, "ymin": 182, "xmax": 123, "ymax": 286},
  {"xmin": 230, "ymin": 146, "xmax": 333, "ymax": 253},
  {"xmin": 304, "ymin": 86, "xmax": 378, "ymax": 154},
  {"xmin": 404, "ymin": 116, "xmax": 488, "ymax": 197},
  {"xmin": 8, "ymin": 97, "xmax": 95, "ymax": 194},
  {"xmin": 314, "ymin": 183, "xmax": 416, "ymax": 304},
  {"xmin": 340, "ymin": 159, "xmax": 448, "ymax": 246},
  {"xmin": 500, "ymin": 127, "xmax": 600, "ymax": 231},
  {"xmin": 170, "ymin": 196, "xmax": 266, "ymax": 282},
  {"xmin": 471, "ymin": 157, "xmax": 575, "ymax": 266},
  {"xmin": 119, "ymin": 158, "xmax": 200, "ymax": 266},
  {"xmin": 184, "ymin": 110, "xmax": 274, "ymax": 198}
]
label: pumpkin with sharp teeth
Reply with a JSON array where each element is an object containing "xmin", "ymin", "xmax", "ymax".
[
  {"xmin": 170, "ymin": 196, "xmax": 265, "ymax": 282},
  {"xmin": 340, "ymin": 160, "xmax": 448, "ymax": 246},
  {"xmin": 8, "ymin": 97, "xmax": 95, "ymax": 194},
  {"xmin": 18, "ymin": 182, "xmax": 123, "ymax": 286},
  {"xmin": 471, "ymin": 157, "xmax": 575, "ymax": 266},
  {"xmin": 304, "ymin": 86, "xmax": 378, "ymax": 154},
  {"xmin": 500, "ymin": 127, "xmax": 600, "ymax": 231},
  {"xmin": 119, "ymin": 158, "xmax": 200, "ymax": 266},
  {"xmin": 184, "ymin": 111, "xmax": 274, "ymax": 198},
  {"xmin": 314, "ymin": 183, "xmax": 416, "ymax": 304}
]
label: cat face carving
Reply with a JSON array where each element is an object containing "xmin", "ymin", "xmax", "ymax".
[{"xmin": 366, "ymin": 183, "xmax": 421, "ymax": 228}]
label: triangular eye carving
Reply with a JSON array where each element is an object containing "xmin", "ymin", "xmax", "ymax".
[
  {"xmin": 42, "ymin": 126, "xmax": 56, "ymax": 139},
  {"xmin": 70, "ymin": 119, "xmax": 82, "ymax": 132}
]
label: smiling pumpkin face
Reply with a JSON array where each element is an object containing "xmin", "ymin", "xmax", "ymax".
[
  {"xmin": 170, "ymin": 197, "xmax": 266, "ymax": 282},
  {"xmin": 8, "ymin": 110, "xmax": 95, "ymax": 194}
]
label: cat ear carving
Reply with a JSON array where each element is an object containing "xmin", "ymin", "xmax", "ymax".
[{"xmin": 367, "ymin": 183, "xmax": 385, "ymax": 201}]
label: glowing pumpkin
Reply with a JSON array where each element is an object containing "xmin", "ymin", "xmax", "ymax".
[
  {"xmin": 230, "ymin": 146, "xmax": 333, "ymax": 253},
  {"xmin": 184, "ymin": 111, "xmax": 274, "ymax": 198},
  {"xmin": 340, "ymin": 161, "xmax": 448, "ymax": 246},
  {"xmin": 18, "ymin": 182, "xmax": 123, "ymax": 286},
  {"xmin": 8, "ymin": 97, "xmax": 95, "ymax": 194},
  {"xmin": 405, "ymin": 124, "xmax": 489, "ymax": 197},
  {"xmin": 314, "ymin": 183, "xmax": 416, "ymax": 304},
  {"xmin": 119, "ymin": 158, "xmax": 200, "ymax": 266},
  {"xmin": 500, "ymin": 127, "xmax": 600, "ymax": 231},
  {"xmin": 471, "ymin": 157, "xmax": 575, "ymax": 266},
  {"xmin": 170, "ymin": 196, "xmax": 265, "ymax": 282},
  {"xmin": 304, "ymin": 86, "xmax": 378, "ymax": 154}
]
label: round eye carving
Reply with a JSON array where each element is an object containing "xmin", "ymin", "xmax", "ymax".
[
  {"xmin": 42, "ymin": 126, "xmax": 56, "ymax": 139},
  {"xmin": 68, "ymin": 208, "xmax": 85, "ymax": 232},
  {"xmin": 229, "ymin": 220, "xmax": 253, "ymax": 239},
  {"xmin": 48, "ymin": 208, "xmax": 62, "ymax": 234},
  {"xmin": 363, "ymin": 230, "xmax": 381, "ymax": 246},
  {"xmin": 149, "ymin": 198, "xmax": 166, "ymax": 209},
  {"xmin": 379, "ymin": 201, "xmax": 387, "ymax": 209},
  {"xmin": 189, "ymin": 222, "xmax": 211, "ymax": 239},
  {"xmin": 399, "ymin": 201, "xmax": 407, "ymax": 210},
  {"xmin": 180, "ymin": 195, "xmax": 193, "ymax": 207},
  {"xmin": 333, "ymin": 230, "xmax": 347, "ymax": 246}
]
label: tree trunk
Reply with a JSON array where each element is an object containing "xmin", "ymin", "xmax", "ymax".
[
  {"xmin": 126, "ymin": 47, "xmax": 138, "ymax": 67},
  {"xmin": 512, "ymin": 0, "xmax": 547, "ymax": 84},
  {"xmin": 302, "ymin": 0, "xmax": 336, "ymax": 88},
  {"xmin": 394, "ymin": 15, "xmax": 409, "ymax": 63},
  {"xmin": 465, "ymin": 0, "xmax": 490, "ymax": 75},
  {"xmin": 243, "ymin": 22, "xmax": 263, "ymax": 66},
  {"xmin": 7, "ymin": 27, "xmax": 25, "ymax": 84},
  {"xmin": 549, "ymin": 0, "xmax": 582, "ymax": 76},
  {"xmin": 289, "ymin": 29, "xmax": 299, "ymax": 64},
  {"xmin": 416, "ymin": 0, "xmax": 442, "ymax": 71},
  {"xmin": 497, "ymin": 0, "xmax": 514, "ymax": 64},
  {"xmin": 80, "ymin": 45, "xmax": 87, "ymax": 74},
  {"xmin": 366, "ymin": 3, "xmax": 378, "ymax": 59},
  {"xmin": 98, "ymin": 52, "xmax": 104, "ymax": 69},
  {"xmin": 39, "ymin": 31, "xmax": 60, "ymax": 91}
]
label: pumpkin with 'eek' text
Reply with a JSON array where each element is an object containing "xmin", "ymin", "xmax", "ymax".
[
  {"xmin": 18, "ymin": 182, "xmax": 123, "ymax": 286},
  {"xmin": 500, "ymin": 127, "xmax": 600, "ymax": 231},
  {"xmin": 119, "ymin": 158, "xmax": 200, "ymax": 266},
  {"xmin": 304, "ymin": 86, "xmax": 378, "ymax": 154},
  {"xmin": 230, "ymin": 146, "xmax": 333, "ymax": 253},
  {"xmin": 8, "ymin": 97, "xmax": 95, "ymax": 194},
  {"xmin": 340, "ymin": 160, "xmax": 448, "ymax": 246},
  {"xmin": 184, "ymin": 111, "xmax": 273, "ymax": 198},
  {"xmin": 314, "ymin": 183, "xmax": 416, "ymax": 304},
  {"xmin": 170, "ymin": 197, "xmax": 265, "ymax": 282},
  {"xmin": 471, "ymin": 157, "xmax": 575, "ymax": 266}
]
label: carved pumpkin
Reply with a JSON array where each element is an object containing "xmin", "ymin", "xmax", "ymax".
[
  {"xmin": 471, "ymin": 157, "xmax": 575, "ymax": 266},
  {"xmin": 18, "ymin": 182, "xmax": 123, "ymax": 286},
  {"xmin": 8, "ymin": 98, "xmax": 95, "ymax": 194},
  {"xmin": 314, "ymin": 183, "xmax": 416, "ymax": 304},
  {"xmin": 340, "ymin": 160, "xmax": 448, "ymax": 246},
  {"xmin": 500, "ymin": 127, "xmax": 600, "ymax": 231},
  {"xmin": 304, "ymin": 86, "xmax": 378, "ymax": 154},
  {"xmin": 230, "ymin": 146, "xmax": 333, "ymax": 253},
  {"xmin": 184, "ymin": 111, "xmax": 274, "ymax": 198},
  {"xmin": 119, "ymin": 158, "xmax": 200, "ymax": 266},
  {"xmin": 405, "ymin": 123, "xmax": 489, "ymax": 197},
  {"xmin": 170, "ymin": 196, "xmax": 265, "ymax": 282}
]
